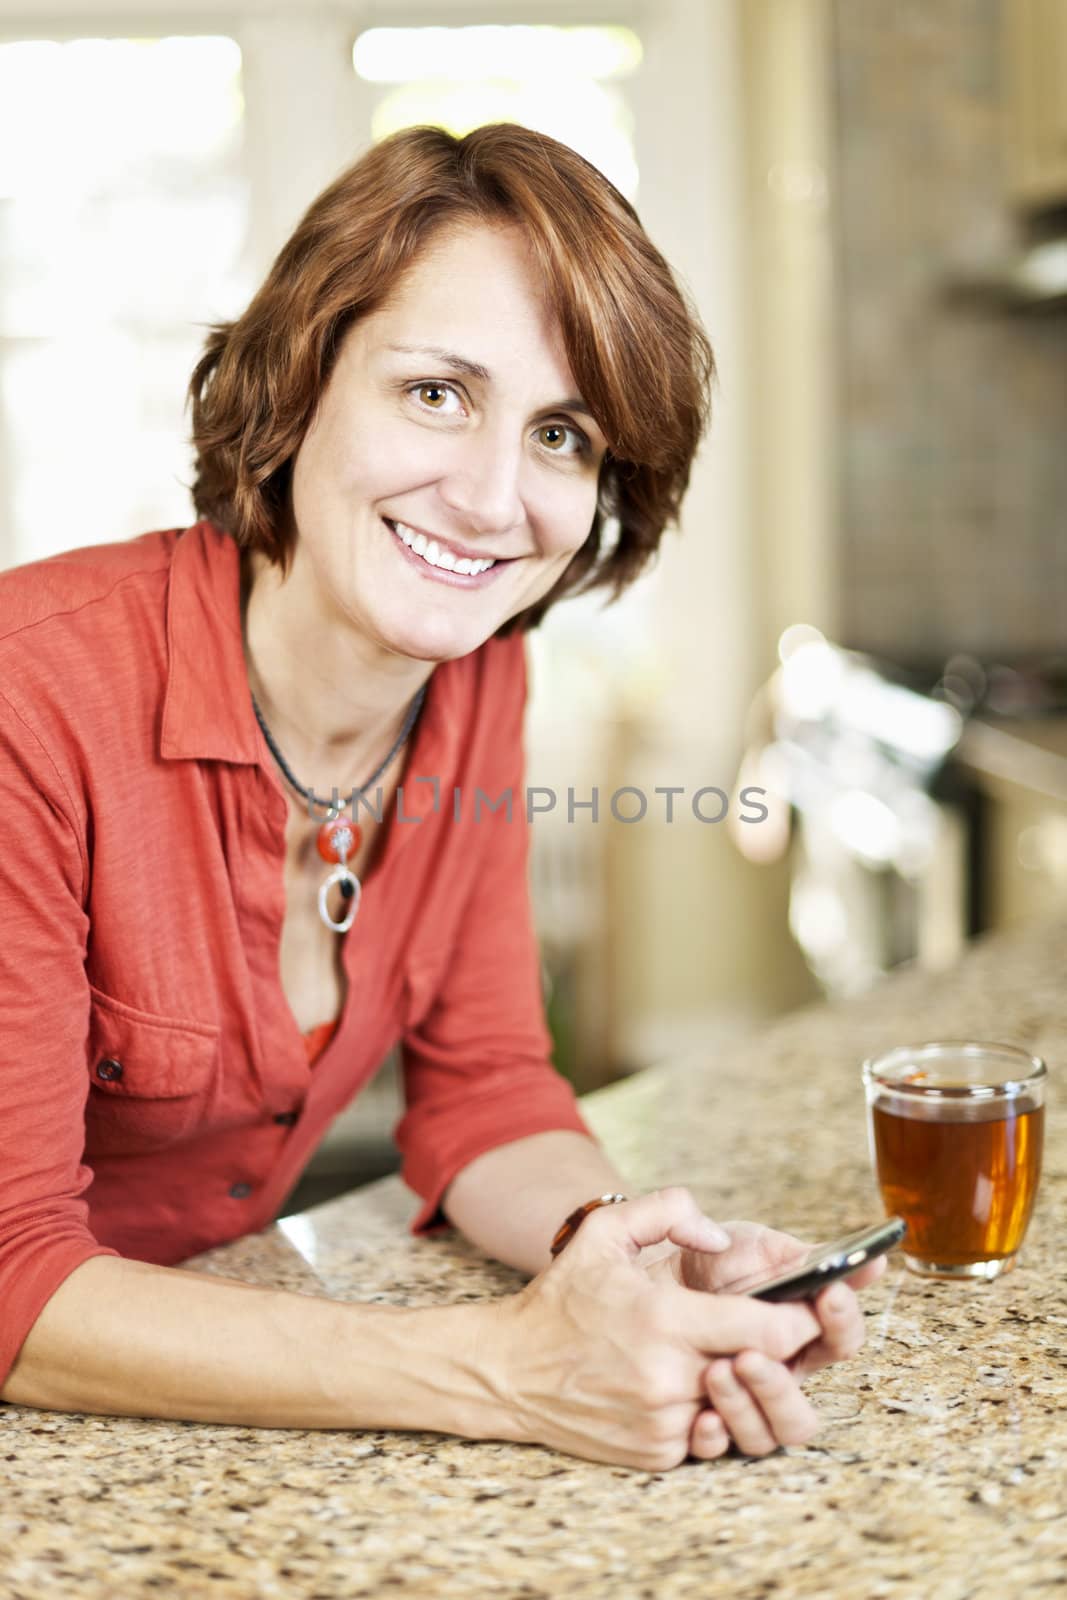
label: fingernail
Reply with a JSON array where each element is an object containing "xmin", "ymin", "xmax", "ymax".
[
  {"xmin": 825, "ymin": 1286, "xmax": 849, "ymax": 1313},
  {"xmin": 703, "ymin": 1220, "xmax": 731, "ymax": 1249}
]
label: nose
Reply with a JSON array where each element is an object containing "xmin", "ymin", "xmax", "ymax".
[{"xmin": 436, "ymin": 422, "xmax": 525, "ymax": 539}]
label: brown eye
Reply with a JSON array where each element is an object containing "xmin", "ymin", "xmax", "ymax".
[
  {"xmin": 419, "ymin": 384, "xmax": 448, "ymax": 407},
  {"xmin": 537, "ymin": 422, "xmax": 587, "ymax": 456}
]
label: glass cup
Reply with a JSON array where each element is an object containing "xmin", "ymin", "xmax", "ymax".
[{"xmin": 862, "ymin": 1041, "xmax": 1046, "ymax": 1279}]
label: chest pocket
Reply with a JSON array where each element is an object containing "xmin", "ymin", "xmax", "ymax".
[{"xmin": 85, "ymin": 985, "xmax": 221, "ymax": 1158}]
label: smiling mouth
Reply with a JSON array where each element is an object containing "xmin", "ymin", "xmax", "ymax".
[{"xmin": 383, "ymin": 517, "xmax": 513, "ymax": 581}]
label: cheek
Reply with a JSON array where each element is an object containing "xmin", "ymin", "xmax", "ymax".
[
  {"xmin": 315, "ymin": 411, "xmax": 423, "ymax": 501},
  {"xmin": 293, "ymin": 422, "xmax": 362, "ymax": 519},
  {"xmin": 537, "ymin": 478, "xmax": 599, "ymax": 558}
]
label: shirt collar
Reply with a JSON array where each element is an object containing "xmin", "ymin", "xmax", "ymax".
[{"xmin": 160, "ymin": 521, "xmax": 261, "ymax": 764}]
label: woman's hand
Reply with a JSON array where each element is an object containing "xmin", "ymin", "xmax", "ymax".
[
  {"xmin": 648, "ymin": 1219, "xmax": 884, "ymax": 1375},
  {"xmin": 643, "ymin": 1219, "xmax": 884, "ymax": 1459},
  {"xmin": 482, "ymin": 1188, "xmax": 826, "ymax": 1471}
]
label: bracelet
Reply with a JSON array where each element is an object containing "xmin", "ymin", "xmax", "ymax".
[{"xmin": 550, "ymin": 1193, "xmax": 628, "ymax": 1257}]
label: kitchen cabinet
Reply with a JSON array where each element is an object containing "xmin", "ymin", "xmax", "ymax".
[
  {"xmin": 956, "ymin": 716, "xmax": 1067, "ymax": 929},
  {"xmin": 1004, "ymin": 0, "xmax": 1067, "ymax": 209},
  {"xmin": 985, "ymin": 779, "xmax": 1067, "ymax": 927}
]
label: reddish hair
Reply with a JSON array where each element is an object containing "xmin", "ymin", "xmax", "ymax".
[{"xmin": 188, "ymin": 122, "xmax": 714, "ymax": 634}]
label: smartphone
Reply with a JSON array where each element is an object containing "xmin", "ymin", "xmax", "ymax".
[{"xmin": 721, "ymin": 1218, "xmax": 906, "ymax": 1302}]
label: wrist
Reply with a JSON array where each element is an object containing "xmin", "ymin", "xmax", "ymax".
[
  {"xmin": 463, "ymin": 1295, "xmax": 532, "ymax": 1446},
  {"xmin": 549, "ymin": 1192, "xmax": 628, "ymax": 1257},
  {"xmin": 352, "ymin": 1300, "xmax": 522, "ymax": 1444}
]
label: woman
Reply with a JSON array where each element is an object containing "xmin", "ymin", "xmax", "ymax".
[{"xmin": 0, "ymin": 124, "xmax": 880, "ymax": 1469}]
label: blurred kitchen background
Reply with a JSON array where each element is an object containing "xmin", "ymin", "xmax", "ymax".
[{"xmin": 2, "ymin": 1, "xmax": 1064, "ymax": 1211}]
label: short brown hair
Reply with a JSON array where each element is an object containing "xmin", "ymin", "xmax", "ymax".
[{"xmin": 188, "ymin": 122, "xmax": 714, "ymax": 635}]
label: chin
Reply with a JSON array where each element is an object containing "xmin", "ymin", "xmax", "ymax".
[{"xmin": 375, "ymin": 611, "xmax": 500, "ymax": 665}]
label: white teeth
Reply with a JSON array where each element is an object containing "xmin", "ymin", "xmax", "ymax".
[{"xmin": 389, "ymin": 519, "xmax": 496, "ymax": 576}]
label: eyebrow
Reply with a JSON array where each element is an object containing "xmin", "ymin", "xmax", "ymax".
[{"xmin": 385, "ymin": 342, "xmax": 599, "ymax": 422}]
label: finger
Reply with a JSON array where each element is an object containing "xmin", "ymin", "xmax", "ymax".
[
  {"xmin": 681, "ymin": 1224, "xmax": 808, "ymax": 1292},
  {"xmin": 576, "ymin": 1186, "xmax": 730, "ymax": 1260},
  {"xmin": 705, "ymin": 1358, "xmax": 778, "ymax": 1457},
  {"xmin": 733, "ymin": 1351, "xmax": 820, "ymax": 1448},
  {"xmin": 812, "ymin": 1282, "xmax": 866, "ymax": 1361},
  {"xmin": 844, "ymin": 1255, "xmax": 887, "ymax": 1291},
  {"xmin": 789, "ymin": 1283, "xmax": 867, "ymax": 1378},
  {"xmin": 675, "ymin": 1289, "xmax": 821, "ymax": 1362},
  {"xmin": 719, "ymin": 1222, "xmax": 813, "ymax": 1272},
  {"xmin": 688, "ymin": 1405, "xmax": 730, "ymax": 1461}
]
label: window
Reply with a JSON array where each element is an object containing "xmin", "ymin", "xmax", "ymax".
[
  {"xmin": 353, "ymin": 24, "xmax": 641, "ymax": 200},
  {"xmin": 0, "ymin": 35, "xmax": 248, "ymax": 565}
]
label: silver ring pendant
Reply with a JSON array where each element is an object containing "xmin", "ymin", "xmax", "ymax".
[{"xmin": 317, "ymin": 865, "xmax": 361, "ymax": 933}]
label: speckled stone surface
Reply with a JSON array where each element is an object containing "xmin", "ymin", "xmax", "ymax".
[{"xmin": 3, "ymin": 920, "xmax": 1065, "ymax": 1599}]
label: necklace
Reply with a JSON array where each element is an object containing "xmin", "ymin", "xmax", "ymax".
[{"xmin": 250, "ymin": 682, "xmax": 427, "ymax": 934}]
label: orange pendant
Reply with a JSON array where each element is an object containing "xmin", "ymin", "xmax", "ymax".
[{"xmin": 316, "ymin": 816, "xmax": 362, "ymax": 864}]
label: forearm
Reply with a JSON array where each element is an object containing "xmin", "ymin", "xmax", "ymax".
[
  {"xmin": 0, "ymin": 1255, "xmax": 509, "ymax": 1438},
  {"xmin": 441, "ymin": 1130, "xmax": 634, "ymax": 1277}
]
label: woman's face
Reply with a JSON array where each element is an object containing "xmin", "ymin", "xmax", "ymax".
[{"xmin": 288, "ymin": 221, "xmax": 609, "ymax": 664}]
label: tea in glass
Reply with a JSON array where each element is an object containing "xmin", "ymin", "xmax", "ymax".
[{"xmin": 862, "ymin": 1042, "xmax": 1046, "ymax": 1279}]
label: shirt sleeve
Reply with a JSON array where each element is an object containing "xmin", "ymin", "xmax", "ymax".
[
  {"xmin": 0, "ymin": 686, "xmax": 120, "ymax": 1392},
  {"xmin": 394, "ymin": 643, "xmax": 597, "ymax": 1236}
]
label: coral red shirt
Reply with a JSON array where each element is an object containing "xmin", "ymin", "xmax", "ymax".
[
  {"xmin": 0, "ymin": 521, "xmax": 593, "ymax": 1387},
  {"xmin": 303, "ymin": 1020, "xmax": 340, "ymax": 1065}
]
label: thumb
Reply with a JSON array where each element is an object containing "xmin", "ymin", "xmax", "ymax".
[{"xmin": 576, "ymin": 1186, "xmax": 731, "ymax": 1260}]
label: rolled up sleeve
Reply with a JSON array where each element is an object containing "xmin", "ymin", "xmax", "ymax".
[
  {"xmin": 394, "ymin": 651, "xmax": 596, "ymax": 1236},
  {"xmin": 0, "ymin": 688, "xmax": 119, "ymax": 1391}
]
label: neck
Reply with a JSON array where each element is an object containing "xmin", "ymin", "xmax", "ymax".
[{"xmin": 240, "ymin": 545, "xmax": 434, "ymax": 794}]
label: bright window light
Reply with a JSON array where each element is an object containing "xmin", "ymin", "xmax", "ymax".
[
  {"xmin": 0, "ymin": 36, "xmax": 249, "ymax": 566},
  {"xmin": 352, "ymin": 24, "xmax": 641, "ymax": 201},
  {"xmin": 0, "ymin": 37, "xmax": 243, "ymax": 200},
  {"xmin": 354, "ymin": 25, "xmax": 642, "ymax": 83}
]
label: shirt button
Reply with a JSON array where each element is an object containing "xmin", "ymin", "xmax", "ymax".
[
  {"xmin": 229, "ymin": 1182, "xmax": 253, "ymax": 1199},
  {"xmin": 96, "ymin": 1058, "xmax": 124, "ymax": 1082},
  {"xmin": 273, "ymin": 1111, "xmax": 299, "ymax": 1127}
]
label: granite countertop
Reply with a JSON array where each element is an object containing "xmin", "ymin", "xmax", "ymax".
[{"xmin": 3, "ymin": 919, "xmax": 1065, "ymax": 1599}]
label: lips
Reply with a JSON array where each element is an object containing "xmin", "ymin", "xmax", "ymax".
[{"xmin": 383, "ymin": 517, "xmax": 509, "ymax": 587}]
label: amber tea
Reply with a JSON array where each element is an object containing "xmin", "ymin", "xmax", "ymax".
[
  {"xmin": 869, "ymin": 1098, "xmax": 1043, "ymax": 1266},
  {"xmin": 863, "ymin": 1042, "xmax": 1047, "ymax": 1279}
]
